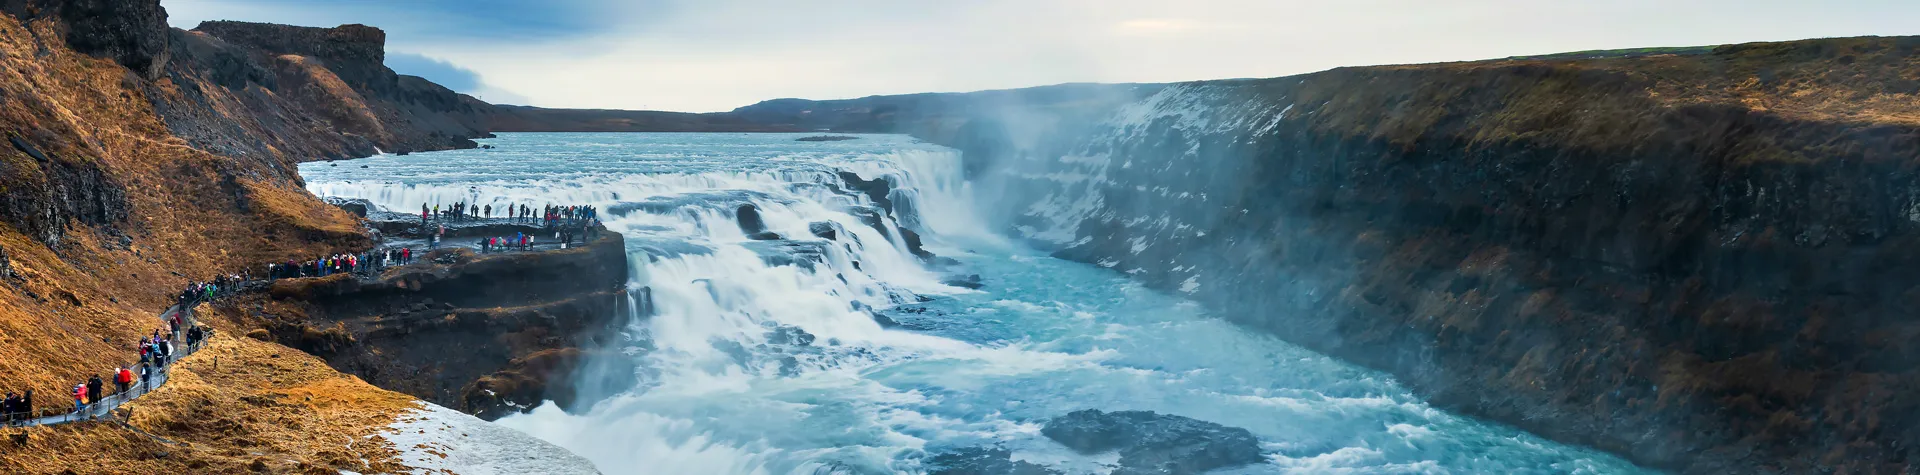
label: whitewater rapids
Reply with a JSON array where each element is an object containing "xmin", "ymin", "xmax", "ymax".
[{"xmin": 298, "ymin": 133, "xmax": 1649, "ymax": 474}]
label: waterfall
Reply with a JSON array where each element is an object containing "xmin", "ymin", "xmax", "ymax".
[{"xmin": 300, "ymin": 133, "xmax": 1654, "ymax": 474}]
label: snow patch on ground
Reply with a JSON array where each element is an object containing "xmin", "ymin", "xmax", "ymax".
[{"xmin": 381, "ymin": 402, "xmax": 601, "ymax": 475}]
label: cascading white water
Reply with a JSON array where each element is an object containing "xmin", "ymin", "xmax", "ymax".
[{"xmin": 299, "ymin": 133, "xmax": 1651, "ymax": 475}]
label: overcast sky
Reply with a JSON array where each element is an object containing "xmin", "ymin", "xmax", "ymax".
[{"xmin": 163, "ymin": 0, "xmax": 1919, "ymax": 112}]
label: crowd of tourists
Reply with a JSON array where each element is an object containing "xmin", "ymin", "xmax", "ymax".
[
  {"xmin": 175, "ymin": 274, "xmax": 247, "ymax": 308},
  {"xmin": 9, "ymin": 288, "xmax": 214, "ymax": 425},
  {"xmin": 419, "ymin": 202, "xmax": 600, "ymax": 227},
  {"xmin": 1, "ymin": 203, "xmax": 613, "ymax": 425},
  {"xmin": 475, "ymin": 218, "xmax": 602, "ymax": 253},
  {"xmin": 265, "ymin": 248, "xmax": 418, "ymax": 280},
  {"xmin": 422, "ymin": 201, "xmax": 482, "ymax": 224},
  {"xmin": 535, "ymin": 204, "xmax": 599, "ymax": 229}
]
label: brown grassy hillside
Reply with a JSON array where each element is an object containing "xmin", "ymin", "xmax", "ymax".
[
  {"xmin": 0, "ymin": 5, "xmax": 483, "ymax": 472},
  {"xmin": 0, "ymin": 10, "xmax": 364, "ymax": 403}
]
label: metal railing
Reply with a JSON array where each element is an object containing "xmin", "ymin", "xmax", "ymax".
[{"xmin": 4, "ymin": 301, "xmax": 209, "ymax": 428}]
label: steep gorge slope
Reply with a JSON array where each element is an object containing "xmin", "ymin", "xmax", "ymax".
[
  {"xmin": 869, "ymin": 37, "xmax": 1920, "ymax": 474},
  {"xmin": 0, "ymin": 1, "xmax": 531, "ymax": 471}
]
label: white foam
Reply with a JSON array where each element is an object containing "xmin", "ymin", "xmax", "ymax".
[{"xmin": 381, "ymin": 402, "xmax": 600, "ymax": 475}]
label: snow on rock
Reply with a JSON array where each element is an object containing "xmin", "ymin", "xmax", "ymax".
[{"xmin": 380, "ymin": 402, "xmax": 602, "ymax": 475}]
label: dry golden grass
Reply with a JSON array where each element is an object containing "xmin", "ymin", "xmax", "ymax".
[
  {"xmin": 0, "ymin": 315, "xmax": 425, "ymax": 474},
  {"xmin": 1265, "ymin": 36, "xmax": 1920, "ymax": 165},
  {"xmin": 0, "ymin": 7, "xmax": 367, "ymax": 394},
  {"xmin": 275, "ymin": 54, "xmax": 392, "ymax": 143},
  {"xmin": 0, "ymin": 12, "xmax": 412, "ymax": 473}
]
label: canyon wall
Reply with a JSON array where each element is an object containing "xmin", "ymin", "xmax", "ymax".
[
  {"xmin": 757, "ymin": 37, "xmax": 1920, "ymax": 474},
  {"xmin": 160, "ymin": 20, "xmax": 495, "ymax": 162},
  {"xmin": 0, "ymin": 1, "xmax": 605, "ymax": 471},
  {"xmin": 234, "ymin": 229, "xmax": 632, "ymax": 421},
  {"xmin": 0, "ymin": 0, "xmax": 505, "ymax": 397}
]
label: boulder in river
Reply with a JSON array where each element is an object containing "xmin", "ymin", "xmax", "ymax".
[
  {"xmin": 324, "ymin": 197, "xmax": 374, "ymax": 218},
  {"xmin": 870, "ymin": 312, "xmax": 901, "ymax": 329},
  {"xmin": 736, "ymin": 203, "xmax": 768, "ymax": 235},
  {"xmin": 766, "ymin": 324, "xmax": 816, "ymax": 346},
  {"xmin": 943, "ymin": 274, "xmax": 984, "ymax": 290},
  {"xmin": 846, "ymin": 206, "xmax": 887, "ymax": 237},
  {"xmin": 926, "ymin": 447, "xmax": 1059, "ymax": 475},
  {"xmin": 899, "ymin": 227, "xmax": 935, "ymax": 260},
  {"xmin": 809, "ymin": 221, "xmax": 838, "ymax": 241},
  {"xmin": 1041, "ymin": 409, "xmax": 1264, "ymax": 474}
]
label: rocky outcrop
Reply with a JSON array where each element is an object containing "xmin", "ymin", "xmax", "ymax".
[
  {"xmin": 191, "ymin": 21, "xmax": 387, "ymax": 91},
  {"xmin": 926, "ymin": 447, "xmax": 1059, "ymax": 475},
  {"xmin": 2, "ymin": 0, "xmax": 171, "ymax": 78},
  {"xmin": 0, "ymin": 134, "xmax": 128, "ymax": 247},
  {"xmin": 1040, "ymin": 410, "xmax": 1264, "ymax": 475},
  {"xmin": 239, "ymin": 227, "xmax": 632, "ymax": 420},
  {"xmin": 155, "ymin": 21, "xmax": 493, "ymax": 162},
  {"xmin": 901, "ymin": 36, "xmax": 1920, "ymax": 474}
]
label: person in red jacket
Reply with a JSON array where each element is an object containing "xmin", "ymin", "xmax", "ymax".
[
  {"xmin": 72, "ymin": 384, "xmax": 86, "ymax": 416},
  {"xmin": 115, "ymin": 366, "xmax": 133, "ymax": 397}
]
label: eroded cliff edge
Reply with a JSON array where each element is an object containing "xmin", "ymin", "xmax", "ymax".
[
  {"xmin": 232, "ymin": 227, "xmax": 634, "ymax": 421},
  {"xmin": 0, "ymin": 1, "xmax": 607, "ymax": 471},
  {"xmin": 906, "ymin": 38, "xmax": 1920, "ymax": 474}
]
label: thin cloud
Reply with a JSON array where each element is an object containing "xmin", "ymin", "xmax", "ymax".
[
  {"xmin": 165, "ymin": 0, "xmax": 1920, "ymax": 112},
  {"xmin": 1113, "ymin": 19, "xmax": 1206, "ymax": 35}
]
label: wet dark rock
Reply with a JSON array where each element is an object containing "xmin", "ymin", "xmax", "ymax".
[
  {"xmin": 777, "ymin": 356, "xmax": 803, "ymax": 377},
  {"xmin": 736, "ymin": 203, "xmax": 768, "ymax": 235},
  {"xmin": 927, "ymin": 447, "xmax": 1059, "ymax": 475},
  {"xmin": 767, "ymin": 325, "xmax": 816, "ymax": 346},
  {"xmin": 847, "ymin": 206, "xmax": 888, "ymax": 238},
  {"xmin": 712, "ymin": 339, "xmax": 753, "ymax": 364},
  {"xmin": 742, "ymin": 240, "xmax": 828, "ymax": 270},
  {"xmin": 899, "ymin": 227, "xmax": 935, "ymax": 260},
  {"xmin": 1041, "ymin": 409, "xmax": 1264, "ymax": 474},
  {"xmin": 323, "ymin": 197, "xmax": 373, "ymax": 218},
  {"xmin": 942, "ymin": 274, "xmax": 984, "ymax": 290},
  {"xmin": 796, "ymin": 135, "xmax": 859, "ymax": 142},
  {"xmin": 747, "ymin": 231, "xmax": 783, "ymax": 241},
  {"xmin": 463, "ymin": 347, "xmax": 637, "ymax": 421},
  {"xmin": 809, "ymin": 221, "xmax": 838, "ymax": 241},
  {"xmin": 837, "ymin": 172, "xmax": 894, "ymax": 213},
  {"xmin": 870, "ymin": 312, "xmax": 900, "ymax": 329}
]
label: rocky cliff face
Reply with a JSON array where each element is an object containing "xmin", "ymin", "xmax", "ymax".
[
  {"xmin": 235, "ymin": 229, "xmax": 633, "ymax": 421},
  {"xmin": 897, "ymin": 37, "xmax": 1920, "ymax": 474},
  {"xmin": 2, "ymin": 0, "xmax": 170, "ymax": 78},
  {"xmin": 156, "ymin": 21, "xmax": 494, "ymax": 162},
  {"xmin": 0, "ymin": 2, "xmax": 606, "ymax": 471},
  {"xmin": 0, "ymin": 0, "xmax": 373, "ymax": 405}
]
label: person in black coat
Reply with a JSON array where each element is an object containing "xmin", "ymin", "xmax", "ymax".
[{"xmin": 86, "ymin": 375, "xmax": 103, "ymax": 406}]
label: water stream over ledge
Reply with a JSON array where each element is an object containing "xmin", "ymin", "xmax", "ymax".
[{"xmin": 298, "ymin": 133, "xmax": 1653, "ymax": 474}]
